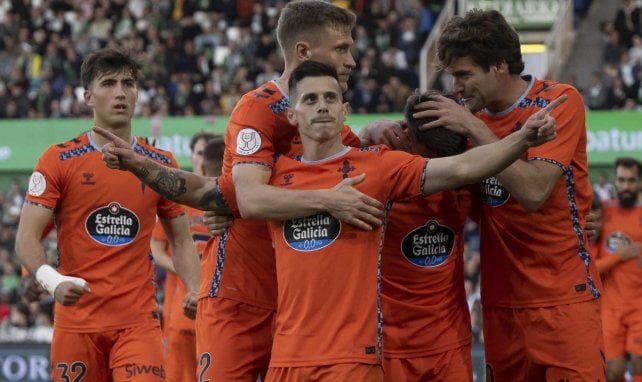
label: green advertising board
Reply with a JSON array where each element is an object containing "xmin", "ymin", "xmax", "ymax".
[{"xmin": 0, "ymin": 112, "xmax": 640, "ymax": 172}]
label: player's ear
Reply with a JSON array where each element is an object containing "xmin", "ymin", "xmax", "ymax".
[
  {"xmin": 295, "ymin": 41, "xmax": 311, "ymax": 61},
  {"xmin": 83, "ymin": 89, "xmax": 93, "ymax": 106},
  {"xmin": 286, "ymin": 107, "xmax": 298, "ymax": 126},
  {"xmin": 341, "ymin": 102, "xmax": 349, "ymax": 121}
]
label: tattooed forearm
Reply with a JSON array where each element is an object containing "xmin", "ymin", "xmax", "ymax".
[
  {"xmin": 132, "ymin": 165, "xmax": 151, "ymax": 181},
  {"xmin": 198, "ymin": 184, "xmax": 231, "ymax": 213},
  {"xmin": 149, "ymin": 166, "xmax": 188, "ymax": 200}
]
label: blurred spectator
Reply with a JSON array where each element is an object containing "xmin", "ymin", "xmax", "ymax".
[
  {"xmin": 2, "ymin": 179, "xmax": 23, "ymax": 227},
  {"xmin": 583, "ymin": 71, "xmax": 609, "ymax": 110},
  {"xmin": 593, "ymin": 170, "xmax": 617, "ymax": 202},
  {"xmin": 603, "ymin": 29, "xmax": 625, "ymax": 66},
  {"xmin": 606, "ymin": 76, "xmax": 629, "ymax": 108},
  {"xmin": 614, "ymin": 0, "xmax": 640, "ymax": 49}
]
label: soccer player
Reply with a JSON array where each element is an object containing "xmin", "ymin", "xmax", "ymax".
[
  {"xmin": 381, "ymin": 91, "xmax": 474, "ymax": 381},
  {"xmin": 94, "ymin": 60, "xmax": 562, "ymax": 381},
  {"xmin": 150, "ymin": 131, "xmax": 222, "ymax": 381},
  {"xmin": 408, "ymin": 9, "xmax": 604, "ymax": 381},
  {"xmin": 14, "ymin": 48, "xmax": 200, "ymax": 382},
  {"xmin": 181, "ymin": 2, "xmax": 383, "ymax": 380},
  {"xmin": 595, "ymin": 157, "xmax": 642, "ymax": 382}
]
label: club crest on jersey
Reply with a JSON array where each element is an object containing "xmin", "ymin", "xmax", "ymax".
[
  {"xmin": 236, "ymin": 128, "xmax": 262, "ymax": 155},
  {"xmin": 401, "ymin": 220, "xmax": 455, "ymax": 267},
  {"xmin": 283, "ymin": 212, "xmax": 341, "ymax": 251},
  {"xmin": 28, "ymin": 171, "xmax": 47, "ymax": 196},
  {"xmin": 480, "ymin": 177, "xmax": 510, "ymax": 207},
  {"xmin": 606, "ymin": 231, "xmax": 631, "ymax": 253},
  {"xmin": 86, "ymin": 202, "xmax": 140, "ymax": 246}
]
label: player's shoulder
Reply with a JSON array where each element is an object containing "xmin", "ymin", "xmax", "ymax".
[
  {"xmin": 43, "ymin": 131, "xmax": 96, "ymax": 162},
  {"xmin": 133, "ymin": 136, "xmax": 177, "ymax": 166},
  {"xmin": 232, "ymin": 81, "xmax": 288, "ymax": 118},
  {"xmin": 532, "ymin": 77, "xmax": 580, "ymax": 99}
]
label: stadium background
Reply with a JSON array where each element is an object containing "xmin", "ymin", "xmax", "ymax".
[{"xmin": 0, "ymin": 0, "xmax": 640, "ymax": 380}]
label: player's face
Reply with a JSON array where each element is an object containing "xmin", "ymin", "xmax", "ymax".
[
  {"xmin": 614, "ymin": 165, "xmax": 640, "ymax": 208},
  {"xmin": 84, "ymin": 70, "xmax": 138, "ymax": 130},
  {"xmin": 308, "ymin": 27, "xmax": 355, "ymax": 92},
  {"xmin": 445, "ymin": 56, "xmax": 500, "ymax": 113},
  {"xmin": 190, "ymin": 138, "xmax": 207, "ymax": 176},
  {"xmin": 288, "ymin": 76, "xmax": 348, "ymax": 143}
]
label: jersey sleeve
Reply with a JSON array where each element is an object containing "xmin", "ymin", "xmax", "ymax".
[
  {"xmin": 25, "ymin": 146, "xmax": 64, "ymax": 209},
  {"xmin": 378, "ymin": 148, "xmax": 429, "ymax": 201},
  {"xmin": 228, "ymin": 97, "xmax": 279, "ymax": 168},
  {"xmin": 527, "ymin": 85, "xmax": 585, "ymax": 167}
]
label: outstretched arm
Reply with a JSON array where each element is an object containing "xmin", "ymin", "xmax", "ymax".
[
  {"xmin": 414, "ymin": 95, "xmax": 568, "ymax": 210},
  {"xmin": 422, "ymin": 96, "xmax": 563, "ymax": 195},
  {"xmin": 93, "ymin": 127, "xmax": 230, "ymax": 213}
]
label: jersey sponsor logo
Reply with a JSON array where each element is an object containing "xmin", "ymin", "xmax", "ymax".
[
  {"xmin": 283, "ymin": 212, "xmax": 341, "ymax": 251},
  {"xmin": 480, "ymin": 177, "xmax": 510, "ymax": 207},
  {"xmin": 236, "ymin": 128, "xmax": 262, "ymax": 155},
  {"xmin": 28, "ymin": 171, "xmax": 47, "ymax": 197},
  {"xmin": 86, "ymin": 202, "xmax": 140, "ymax": 246},
  {"xmin": 124, "ymin": 363, "xmax": 165, "ymax": 379},
  {"xmin": 605, "ymin": 231, "xmax": 631, "ymax": 253},
  {"xmin": 401, "ymin": 220, "xmax": 455, "ymax": 267}
]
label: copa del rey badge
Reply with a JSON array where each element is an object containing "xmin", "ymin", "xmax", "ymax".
[{"xmin": 236, "ymin": 128, "xmax": 262, "ymax": 155}]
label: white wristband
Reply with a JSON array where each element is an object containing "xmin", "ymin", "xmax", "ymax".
[{"xmin": 35, "ymin": 265, "xmax": 88, "ymax": 296}]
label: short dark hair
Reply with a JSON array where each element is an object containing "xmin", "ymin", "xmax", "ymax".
[
  {"xmin": 437, "ymin": 9, "xmax": 524, "ymax": 74},
  {"xmin": 615, "ymin": 157, "xmax": 642, "ymax": 178},
  {"xmin": 80, "ymin": 48, "xmax": 142, "ymax": 89},
  {"xmin": 202, "ymin": 137, "xmax": 225, "ymax": 177},
  {"xmin": 404, "ymin": 91, "xmax": 468, "ymax": 157},
  {"xmin": 276, "ymin": 0, "xmax": 356, "ymax": 62},
  {"xmin": 190, "ymin": 131, "xmax": 220, "ymax": 152},
  {"xmin": 288, "ymin": 60, "xmax": 340, "ymax": 101}
]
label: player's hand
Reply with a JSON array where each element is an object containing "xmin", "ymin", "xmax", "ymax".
[
  {"xmin": 54, "ymin": 280, "xmax": 90, "ymax": 306},
  {"xmin": 182, "ymin": 291, "xmax": 198, "ymax": 320},
  {"xmin": 325, "ymin": 173, "xmax": 385, "ymax": 231},
  {"xmin": 22, "ymin": 276, "xmax": 47, "ymax": 303},
  {"xmin": 359, "ymin": 120, "xmax": 411, "ymax": 151},
  {"xmin": 92, "ymin": 126, "xmax": 139, "ymax": 171},
  {"xmin": 584, "ymin": 210, "xmax": 601, "ymax": 244},
  {"xmin": 521, "ymin": 95, "xmax": 567, "ymax": 147},
  {"xmin": 412, "ymin": 95, "xmax": 484, "ymax": 137},
  {"xmin": 203, "ymin": 211, "xmax": 233, "ymax": 235},
  {"xmin": 616, "ymin": 242, "xmax": 642, "ymax": 261}
]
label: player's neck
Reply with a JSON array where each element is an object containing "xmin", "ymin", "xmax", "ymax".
[
  {"xmin": 301, "ymin": 139, "xmax": 346, "ymax": 162},
  {"xmin": 487, "ymin": 75, "xmax": 529, "ymax": 113},
  {"xmin": 91, "ymin": 124, "xmax": 133, "ymax": 147}
]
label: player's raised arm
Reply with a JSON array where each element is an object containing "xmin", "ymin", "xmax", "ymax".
[
  {"xmin": 421, "ymin": 98, "xmax": 560, "ymax": 195},
  {"xmin": 93, "ymin": 126, "xmax": 230, "ymax": 213}
]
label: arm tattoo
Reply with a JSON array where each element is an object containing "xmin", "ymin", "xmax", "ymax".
[
  {"xmin": 132, "ymin": 165, "xmax": 151, "ymax": 180},
  {"xmin": 149, "ymin": 166, "xmax": 188, "ymax": 199},
  {"xmin": 198, "ymin": 178, "xmax": 231, "ymax": 213}
]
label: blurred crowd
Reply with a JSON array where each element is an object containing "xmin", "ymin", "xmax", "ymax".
[
  {"xmin": 581, "ymin": 0, "xmax": 642, "ymax": 110},
  {"xmin": 0, "ymin": 178, "xmax": 55, "ymax": 343},
  {"xmin": 0, "ymin": 0, "xmax": 443, "ymax": 119}
]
